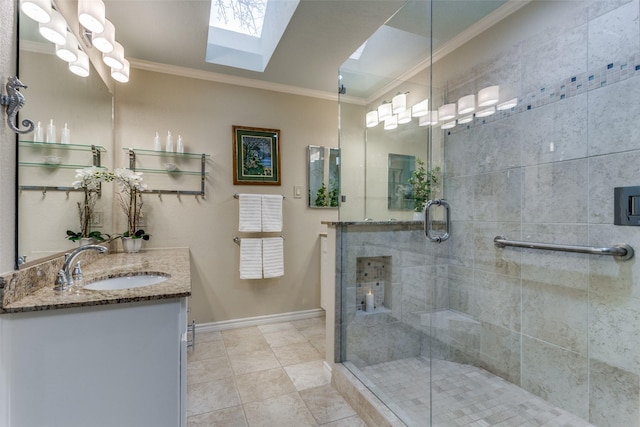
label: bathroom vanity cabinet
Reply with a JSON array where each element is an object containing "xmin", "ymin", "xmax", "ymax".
[{"xmin": 2, "ymin": 298, "xmax": 188, "ymax": 427}]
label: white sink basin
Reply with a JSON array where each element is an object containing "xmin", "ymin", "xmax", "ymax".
[{"xmin": 84, "ymin": 274, "xmax": 168, "ymax": 291}]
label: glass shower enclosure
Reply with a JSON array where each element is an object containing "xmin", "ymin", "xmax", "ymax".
[{"xmin": 337, "ymin": 1, "xmax": 640, "ymax": 426}]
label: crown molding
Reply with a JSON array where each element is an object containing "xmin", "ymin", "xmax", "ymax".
[{"xmin": 129, "ymin": 58, "xmax": 368, "ymax": 104}]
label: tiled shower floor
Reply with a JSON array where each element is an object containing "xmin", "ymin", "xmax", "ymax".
[{"xmin": 360, "ymin": 357, "xmax": 595, "ymax": 427}]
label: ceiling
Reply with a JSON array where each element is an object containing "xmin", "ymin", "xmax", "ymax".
[{"xmin": 23, "ymin": 0, "xmax": 519, "ymax": 100}]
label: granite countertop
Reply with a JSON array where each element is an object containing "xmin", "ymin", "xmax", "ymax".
[{"xmin": 1, "ymin": 248, "xmax": 191, "ymax": 313}]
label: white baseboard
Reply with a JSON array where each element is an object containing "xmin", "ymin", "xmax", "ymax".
[{"xmin": 194, "ymin": 308, "xmax": 325, "ymax": 333}]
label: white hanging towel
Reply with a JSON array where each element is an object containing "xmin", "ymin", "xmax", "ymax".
[
  {"xmin": 262, "ymin": 237, "xmax": 284, "ymax": 278},
  {"xmin": 238, "ymin": 194, "xmax": 262, "ymax": 232},
  {"xmin": 261, "ymin": 194, "xmax": 283, "ymax": 232},
  {"xmin": 239, "ymin": 238, "xmax": 263, "ymax": 279}
]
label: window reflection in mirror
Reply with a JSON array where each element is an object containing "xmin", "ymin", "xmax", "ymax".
[
  {"xmin": 387, "ymin": 154, "xmax": 415, "ymax": 211},
  {"xmin": 17, "ymin": 9, "xmax": 114, "ymax": 267},
  {"xmin": 308, "ymin": 146, "xmax": 339, "ymax": 208}
]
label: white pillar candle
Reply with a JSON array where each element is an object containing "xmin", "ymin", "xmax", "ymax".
[{"xmin": 366, "ymin": 290, "xmax": 374, "ymax": 312}]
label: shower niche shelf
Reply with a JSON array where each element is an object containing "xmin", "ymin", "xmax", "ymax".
[{"xmin": 356, "ymin": 256, "xmax": 392, "ymax": 313}]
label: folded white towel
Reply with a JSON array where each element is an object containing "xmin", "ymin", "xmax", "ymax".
[
  {"xmin": 262, "ymin": 237, "xmax": 284, "ymax": 278},
  {"xmin": 238, "ymin": 194, "xmax": 262, "ymax": 232},
  {"xmin": 239, "ymin": 238, "xmax": 263, "ymax": 279},
  {"xmin": 261, "ymin": 194, "xmax": 283, "ymax": 232}
]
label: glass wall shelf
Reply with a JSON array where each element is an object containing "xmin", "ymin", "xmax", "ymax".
[
  {"xmin": 19, "ymin": 140, "xmax": 106, "ymax": 152},
  {"xmin": 18, "ymin": 142, "xmax": 105, "ymax": 193},
  {"xmin": 125, "ymin": 148, "xmax": 210, "ymax": 197},
  {"xmin": 18, "ymin": 162, "xmax": 97, "ymax": 169},
  {"xmin": 122, "ymin": 147, "xmax": 210, "ymax": 158}
]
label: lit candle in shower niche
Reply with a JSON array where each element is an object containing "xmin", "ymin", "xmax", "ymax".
[{"xmin": 366, "ymin": 289, "xmax": 374, "ymax": 312}]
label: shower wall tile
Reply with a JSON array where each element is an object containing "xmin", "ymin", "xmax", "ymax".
[
  {"xmin": 521, "ymin": 26, "xmax": 588, "ymax": 95},
  {"xmin": 400, "ymin": 265, "xmax": 428, "ymax": 315},
  {"xmin": 589, "ymin": 224, "xmax": 640, "ymax": 299},
  {"xmin": 473, "ymin": 221, "xmax": 521, "ymax": 277},
  {"xmin": 589, "ymin": 358, "xmax": 640, "ymax": 427},
  {"xmin": 443, "ymin": 176, "xmax": 475, "ymax": 222},
  {"xmin": 519, "ymin": 93, "xmax": 588, "ymax": 166},
  {"xmin": 588, "ymin": 150, "xmax": 640, "ymax": 224},
  {"xmin": 447, "ymin": 221, "xmax": 474, "ymax": 269},
  {"xmin": 521, "ymin": 279, "xmax": 588, "ymax": 354},
  {"xmin": 447, "ymin": 266, "xmax": 475, "ymax": 317},
  {"xmin": 444, "ymin": 130, "xmax": 478, "ymax": 178},
  {"xmin": 473, "ymin": 168, "xmax": 522, "ymax": 222},
  {"xmin": 588, "ymin": 76, "xmax": 640, "ymax": 156},
  {"xmin": 587, "ymin": 0, "xmax": 640, "ymax": 71},
  {"xmin": 475, "ymin": 120, "xmax": 522, "ymax": 174},
  {"xmin": 472, "ymin": 43, "xmax": 523, "ymax": 104},
  {"xmin": 520, "ymin": 223, "xmax": 589, "ymax": 291},
  {"xmin": 589, "ymin": 0, "xmax": 634, "ymax": 20},
  {"xmin": 522, "ymin": 159, "xmax": 588, "ymax": 224},
  {"xmin": 589, "ymin": 286, "xmax": 640, "ymax": 375},
  {"xmin": 477, "ymin": 322, "xmax": 521, "ymax": 385},
  {"xmin": 345, "ymin": 319, "xmax": 421, "ymax": 367},
  {"xmin": 474, "ymin": 270, "xmax": 521, "ymax": 332},
  {"xmin": 521, "ymin": 336, "xmax": 589, "ymax": 420}
]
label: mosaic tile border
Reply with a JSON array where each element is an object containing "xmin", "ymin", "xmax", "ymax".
[{"xmin": 447, "ymin": 54, "xmax": 640, "ymax": 135}]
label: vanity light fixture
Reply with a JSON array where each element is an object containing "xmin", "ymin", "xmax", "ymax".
[
  {"xmin": 441, "ymin": 120, "xmax": 457, "ymax": 130},
  {"xmin": 92, "ymin": 19, "xmax": 115, "ymax": 53},
  {"xmin": 78, "ymin": 0, "xmax": 106, "ymax": 33},
  {"xmin": 438, "ymin": 103, "xmax": 457, "ymax": 122},
  {"xmin": 497, "ymin": 98, "xmax": 518, "ymax": 110},
  {"xmin": 20, "ymin": 0, "xmax": 52, "ymax": 23},
  {"xmin": 366, "ymin": 110, "xmax": 379, "ymax": 127},
  {"xmin": 475, "ymin": 106, "xmax": 496, "ymax": 117},
  {"xmin": 103, "ymin": 41, "xmax": 125, "ymax": 69},
  {"xmin": 69, "ymin": 50, "xmax": 90, "ymax": 77},
  {"xmin": 378, "ymin": 102, "xmax": 393, "ymax": 122},
  {"xmin": 457, "ymin": 115, "xmax": 473, "ymax": 124},
  {"xmin": 412, "ymin": 99, "xmax": 429, "ymax": 117},
  {"xmin": 457, "ymin": 94, "xmax": 475, "ymax": 115},
  {"xmin": 111, "ymin": 59, "xmax": 130, "ymax": 83},
  {"xmin": 477, "ymin": 85, "xmax": 500, "ymax": 107},
  {"xmin": 392, "ymin": 93, "xmax": 407, "ymax": 114},
  {"xmin": 397, "ymin": 108, "xmax": 412, "ymax": 124},
  {"xmin": 55, "ymin": 32, "xmax": 79, "ymax": 63},
  {"xmin": 38, "ymin": 9, "xmax": 66, "ymax": 45},
  {"xmin": 383, "ymin": 115, "xmax": 398, "ymax": 130},
  {"xmin": 418, "ymin": 111, "xmax": 438, "ymax": 126}
]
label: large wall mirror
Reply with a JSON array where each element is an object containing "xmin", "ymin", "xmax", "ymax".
[
  {"xmin": 308, "ymin": 145, "xmax": 340, "ymax": 208},
  {"xmin": 17, "ymin": 8, "xmax": 114, "ymax": 267}
]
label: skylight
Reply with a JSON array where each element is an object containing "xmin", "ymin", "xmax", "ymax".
[
  {"xmin": 206, "ymin": 0, "xmax": 300, "ymax": 72},
  {"xmin": 209, "ymin": 0, "xmax": 267, "ymax": 38}
]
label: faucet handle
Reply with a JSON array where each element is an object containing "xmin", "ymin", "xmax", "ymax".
[
  {"xmin": 54, "ymin": 270, "xmax": 69, "ymax": 291},
  {"xmin": 72, "ymin": 261, "xmax": 83, "ymax": 282}
]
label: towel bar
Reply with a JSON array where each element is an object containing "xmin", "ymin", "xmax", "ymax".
[
  {"xmin": 234, "ymin": 236, "xmax": 284, "ymax": 244},
  {"xmin": 234, "ymin": 193, "xmax": 285, "ymax": 199}
]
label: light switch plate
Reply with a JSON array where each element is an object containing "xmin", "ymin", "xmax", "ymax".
[{"xmin": 293, "ymin": 185, "xmax": 302, "ymax": 199}]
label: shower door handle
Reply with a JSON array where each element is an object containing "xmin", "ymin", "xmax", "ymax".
[{"xmin": 424, "ymin": 199, "xmax": 450, "ymax": 243}]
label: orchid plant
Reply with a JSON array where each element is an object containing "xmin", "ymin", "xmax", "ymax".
[
  {"xmin": 66, "ymin": 166, "xmax": 112, "ymax": 242},
  {"xmin": 113, "ymin": 168, "xmax": 150, "ymax": 240}
]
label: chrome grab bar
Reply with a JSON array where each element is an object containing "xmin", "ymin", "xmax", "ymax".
[
  {"xmin": 493, "ymin": 236, "xmax": 634, "ymax": 261},
  {"xmin": 424, "ymin": 199, "xmax": 450, "ymax": 243}
]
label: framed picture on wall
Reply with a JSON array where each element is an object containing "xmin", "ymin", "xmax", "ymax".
[{"xmin": 233, "ymin": 125, "xmax": 281, "ymax": 185}]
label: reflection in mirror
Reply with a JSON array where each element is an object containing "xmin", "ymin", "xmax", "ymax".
[
  {"xmin": 387, "ymin": 154, "xmax": 415, "ymax": 211},
  {"xmin": 17, "ymin": 9, "xmax": 114, "ymax": 267},
  {"xmin": 308, "ymin": 146, "xmax": 340, "ymax": 208}
]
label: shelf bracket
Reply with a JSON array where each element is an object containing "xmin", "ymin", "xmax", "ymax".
[{"xmin": 1, "ymin": 76, "xmax": 35, "ymax": 134}]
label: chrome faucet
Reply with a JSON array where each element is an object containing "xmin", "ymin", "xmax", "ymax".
[{"xmin": 55, "ymin": 244, "xmax": 108, "ymax": 291}]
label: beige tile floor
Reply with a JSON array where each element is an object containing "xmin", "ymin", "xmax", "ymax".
[{"xmin": 187, "ymin": 317, "xmax": 366, "ymax": 426}]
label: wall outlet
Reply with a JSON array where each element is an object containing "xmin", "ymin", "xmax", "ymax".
[{"xmin": 91, "ymin": 212, "xmax": 104, "ymax": 228}]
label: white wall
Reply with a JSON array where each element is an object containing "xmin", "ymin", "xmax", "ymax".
[
  {"xmin": 114, "ymin": 69, "xmax": 339, "ymax": 323},
  {"xmin": 0, "ymin": 1, "xmax": 17, "ymax": 424}
]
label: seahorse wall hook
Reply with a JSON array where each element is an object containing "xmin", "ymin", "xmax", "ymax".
[{"xmin": 0, "ymin": 76, "xmax": 35, "ymax": 134}]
